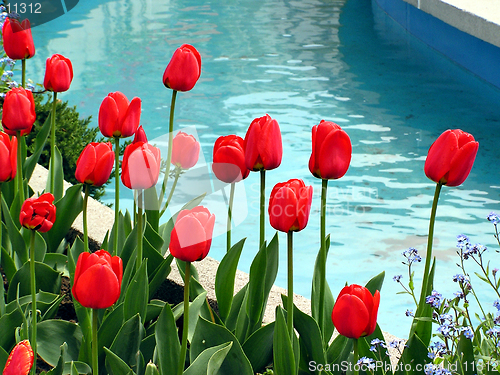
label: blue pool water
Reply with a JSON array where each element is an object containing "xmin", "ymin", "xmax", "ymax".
[{"xmin": 27, "ymin": 0, "xmax": 500, "ymax": 338}]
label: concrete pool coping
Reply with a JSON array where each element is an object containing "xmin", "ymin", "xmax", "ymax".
[
  {"xmin": 29, "ymin": 164, "xmax": 403, "ymax": 360},
  {"xmin": 373, "ymin": 0, "xmax": 500, "ymax": 89}
]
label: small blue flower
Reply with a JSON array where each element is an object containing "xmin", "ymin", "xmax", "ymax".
[
  {"xmin": 426, "ymin": 290, "xmax": 442, "ymax": 308},
  {"xmin": 494, "ymin": 300, "xmax": 500, "ymax": 311},
  {"xmin": 405, "ymin": 309, "xmax": 414, "ymax": 317},
  {"xmin": 488, "ymin": 212, "xmax": 500, "ymax": 225},
  {"xmin": 461, "ymin": 327, "xmax": 474, "ymax": 340},
  {"xmin": 393, "ymin": 275, "xmax": 402, "ymax": 282}
]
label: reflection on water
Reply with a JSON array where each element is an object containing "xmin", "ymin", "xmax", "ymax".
[{"xmin": 29, "ymin": 0, "xmax": 500, "ymax": 338}]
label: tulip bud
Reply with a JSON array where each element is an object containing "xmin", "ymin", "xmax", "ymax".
[
  {"xmin": 331, "ymin": 284, "xmax": 380, "ymax": 339},
  {"xmin": 2, "ymin": 340, "xmax": 34, "ymax": 375},
  {"xmin": 269, "ymin": 179, "xmax": 313, "ymax": 233},
  {"xmin": 121, "ymin": 142, "xmax": 161, "ymax": 190},
  {"xmin": 0, "ymin": 132, "xmax": 17, "ymax": 183},
  {"xmin": 2, "ymin": 87, "xmax": 36, "ymax": 136},
  {"xmin": 169, "ymin": 206, "xmax": 215, "ymax": 262},
  {"xmin": 43, "ymin": 54, "xmax": 74, "ymax": 92},
  {"xmin": 163, "ymin": 44, "xmax": 201, "ymax": 92},
  {"xmin": 2, "ymin": 18, "xmax": 35, "ymax": 60},
  {"xmin": 98, "ymin": 92, "xmax": 141, "ymax": 138},
  {"xmin": 19, "ymin": 193, "xmax": 56, "ymax": 233},
  {"xmin": 75, "ymin": 142, "xmax": 114, "ymax": 187},
  {"xmin": 212, "ymin": 135, "xmax": 250, "ymax": 183},
  {"xmin": 424, "ymin": 129, "xmax": 478, "ymax": 187},
  {"xmin": 171, "ymin": 131, "xmax": 200, "ymax": 170},
  {"xmin": 244, "ymin": 114, "xmax": 282, "ymax": 171},
  {"xmin": 309, "ymin": 120, "xmax": 351, "ymax": 180},
  {"xmin": 72, "ymin": 250, "xmax": 123, "ymax": 309}
]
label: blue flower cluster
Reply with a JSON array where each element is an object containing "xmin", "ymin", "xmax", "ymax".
[
  {"xmin": 426, "ymin": 290, "xmax": 443, "ymax": 309},
  {"xmin": 456, "ymin": 234, "xmax": 487, "ymax": 260},
  {"xmin": 488, "ymin": 212, "xmax": 500, "ymax": 225},
  {"xmin": 402, "ymin": 247, "xmax": 422, "ymax": 265}
]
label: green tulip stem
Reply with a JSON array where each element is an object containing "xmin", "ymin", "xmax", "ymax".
[
  {"xmin": 83, "ymin": 184, "xmax": 90, "ymax": 253},
  {"xmin": 137, "ymin": 189, "xmax": 143, "ymax": 271},
  {"xmin": 22, "ymin": 58, "xmax": 26, "ymax": 88},
  {"xmin": 420, "ymin": 183, "xmax": 442, "ymax": 303},
  {"xmin": 113, "ymin": 137, "xmax": 120, "ymax": 255},
  {"xmin": 29, "ymin": 230, "xmax": 37, "ymax": 375},
  {"xmin": 178, "ymin": 261, "xmax": 191, "ymax": 375},
  {"xmin": 259, "ymin": 169, "xmax": 266, "ymax": 249},
  {"xmin": 353, "ymin": 338, "xmax": 359, "ymax": 375},
  {"xmin": 318, "ymin": 178, "xmax": 328, "ymax": 339},
  {"xmin": 160, "ymin": 166, "xmax": 181, "ymax": 217},
  {"xmin": 287, "ymin": 231, "xmax": 294, "ymax": 340},
  {"xmin": 16, "ymin": 131, "xmax": 24, "ymax": 205},
  {"xmin": 227, "ymin": 182, "xmax": 235, "ymax": 252},
  {"xmin": 49, "ymin": 91, "xmax": 57, "ymax": 194},
  {"xmin": 92, "ymin": 308, "xmax": 99, "ymax": 375},
  {"xmin": 160, "ymin": 90, "xmax": 177, "ymax": 207}
]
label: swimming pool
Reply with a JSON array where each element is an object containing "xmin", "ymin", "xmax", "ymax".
[{"xmin": 28, "ymin": 0, "xmax": 500, "ymax": 338}]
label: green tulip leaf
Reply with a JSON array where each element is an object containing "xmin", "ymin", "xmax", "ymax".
[
  {"xmin": 365, "ymin": 271, "xmax": 385, "ymax": 295},
  {"xmin": 0, "ymin": 307, "xmax": 24, "ymax": 350},
  {"xmin": 109, "ymin": 314, "xmax": 144, "ymax": 371},
  {"xmin": 45, "ymin": 184, "xmax": 83, "ymax": 253},
  {"xmin": 37, "ymin": 320, "xmax": 83, "ymax": 366},
  {"xmin": 148, "ymin": 255, "xmax": 173, "ymax": 299},
  {"xmin": 1, "ymin": 196, "xmax": 27, "ymax": 265},
  {"xmin": 144, "ymin": 220, "xmax": 163, "ymax": 254},
  {"xmin": 143, "ymin": 234, "xmax": 165, "ymax": 281},
  {"xmin": 190, "ymin": 317, "xmax": 253, "ymax": 375},
  {"xmin": 68, "ymin": 236, "xmax": 84, "ymax": 279},
  {"xmin": 188, "ymin": 291, "xmax": 208, "ymax": 343},
  {"xmin": 145, "ymin": 299, "xmax": 165, "ymax": 323},
  {"xmin": 394, "ymin": 333, "xmax": 428, "ymax": 375},
  {"xmin": 326, "ymin": 334, "xmax": 352, "ymax": 364},
  {"xmin": 273, "ymin": 306, "xmax": 297, "ymax": 375},
  {"xmin": 176, "ymin": 259, "xmax": 200, "ymax": 282},
  {"xmin": 0, "ymin": 345, "xmax": 9, "ymax": 373},
  {"xmin": 24, "ymin": 110, "xmax": 52, "ymax": 180},
  {"xmin": 215, "ymin": 238, "xmax": 246, "ymax": 322},
  {"xmin": 224, "ymin": 284, "xmax": 248, "ymax": 332},
  {"xmin": 241, "ymin": 322, "xmax": 274, "ymax": 373},
  {"xmin": 1, "ymin": 247, "xmax": 17, "ymax": 285},
  {"xmin": 40, "ymin": 294, "xmax": 65, "ymax": 321},
  {"xmin": 139, "ymin": 334, "xmax": 156, "ymax": 368},
  {"xmin": 45, "ymin": 145, "xmax": 64, "ymax": 201},
  {"xmin": 118, "ymin": 225, "xmax": 138, "ymax": 271},
  {"xmin": 456, "ymin": 333, "xmax": 475, "ymax": 375},
  {"xmin": 184, "ymin": 341, "xmax": 233, "ymax": 375},
  {"xmin": 155, "ymin": 302, "xmax": 180, "ymax": 375},
  {"xmin": 104, "ymin": 347, "xmax": 136, "ymax": 375},
  {"xmin": 7, "ymin": 261, "xmax": 61, "ymax": 302},
  {"xmin": 45, "ymin": 342, "xmax": 67, "ymax": 375},
  {"xmin": 410, "ymin": 259, "xmax": 436, "ymax": 347},
  {"xmin": 64, "ymin": 360, "xmax": 91, "ymax": 375},
  {"xmin": 43, "ymin": 253, "xmax": 69, "ymax": 277},
  {"xmin": 159, "ymin": 219, "xmax": 174, "ymax": 256},
  {"xmin": 124, "ymin": 260, "xmax": 149, "ymax": 324},
  {"xmin": 311, "ymin": 234, "xmax": 335, "ymax": 346},
  {"xmin": 282, "ymin": 295, "xmax": 325, "ymax": 374},
  {"xmin": 98, "ymin": 303, "xmax": 124, "ymax": 366}
]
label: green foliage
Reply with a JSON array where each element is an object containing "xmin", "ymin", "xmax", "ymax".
[{"xmin": 26, "ymin": 93, "xmax": 107, "ymax": 201}]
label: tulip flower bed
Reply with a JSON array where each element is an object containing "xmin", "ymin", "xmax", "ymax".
[{"xmin": 1, "ymin": 9, "xmax": 500, "ymax": 375}]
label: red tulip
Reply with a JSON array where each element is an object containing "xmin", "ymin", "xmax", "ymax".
[
  {"xmin": 1, "ymin": 87, "xmax": 36, "ymax": 136},
  {"xmin": 43, "ymin": 54, "xmax": 73, "ymax": 92},
  {"xmin": 309, "ymin": 120, "xmax": 351, "ymax": 180},
  {"xmin": 212, "ymin": 135, "xmax": 250, "ymax": 183},
  {"xmin": 19, "ymin": 193, "xmax": 56, "ymax": 233},
  {"xmin": 75, "ymin": 142, "xmax": 114, "ymax": 186},
  {"xmin": 171, "ymin": 131, "xmax": 200, "ymax": 169},
  {"xmin": 133, "ymin": 125, "xmax": 148, "ymax": 144},
  {"xmin": 121, "ymin": 141, "xmax": 161, "ymax": 190},
  {"xmin": 424, "ymin": 129, "xmax": 478, "ymax": 187},
  {"xmin": 72, "ymin": 250, "xmax": 123, "ymax": 309},
  {"xmin": 331, "ymin": 284, "xmax": 380, "ymax": 339},
  {"xmin": 163, "ymin": 44, "xmax": 201, "ymax": 92},
  {"xmin": 2, "ymin": 340, "xmax": 34, "ymax": 375},
  {"xmin": 98, "ymin": 92, "xmax": 141, "ymax": 138},
  {"xmin": 244, "ymin": 114, "xmax": 282, "ymax": 171},
  {"xmin": 169, "ymin": 206, "xmax": 215, "ymax": 262},
  {"xmin": 2, "ymin": 18, "xmax": 35, "ymax": 60},
  {"xmin": 0, "ymin": 132, "xmax": 17, "ymax": 182},
  {"xmin": 269, "ymin": 179, "xmax": 313, "ymax": 233}
]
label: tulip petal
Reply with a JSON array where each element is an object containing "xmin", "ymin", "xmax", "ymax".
[
  {"xmin": 331, "ymin": 294, "xmax": 370, "ymax": 339},
  {"xmin": 3, "ymin": 340, "xmax": 34, "ymax": 375},
  {"xmin": 121, "ymin": 97, "xmax": 141, "ymax": 138},
  {"xmin": 424, "ymin": 130, "xmax": 457, "ymax": 184},
  {"xmin": 72, "ymin": 263, "xmax": 121, "ymax": 309},
  {"xmin": 98, "ymin": 96, "xmax": 120, "ymax": 137},
  {"xmin": 75, "ymin": 145, "xmax": 97, "ymax": 184},
  {"xmin": 269, "ymin": 186, "xmax": 298, "ymax": 233},
  {"xmin": 49, "ymin": 60, "xmax": 73, "ymax": 92},
  {"xmin": 297, "ymin": 185, "xmax": 313, "ymax": 231},
  {"xmin": 366, "ymin": 290, "xmax": 381, "ymax": 336},
  {"xmin": 259, "ymin": 118, "xmax": 282, "ymax": 170},
  {"xmin": 170, "ymin": 215, "xmax": 208, "ymax": 262},
  {"xmin": 318, "ymin": 129, "xmax": 352, "ymax": 179},
  {"xmin": 446, "ymin": 141, "xmax": 479, "ymax": 186}
]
